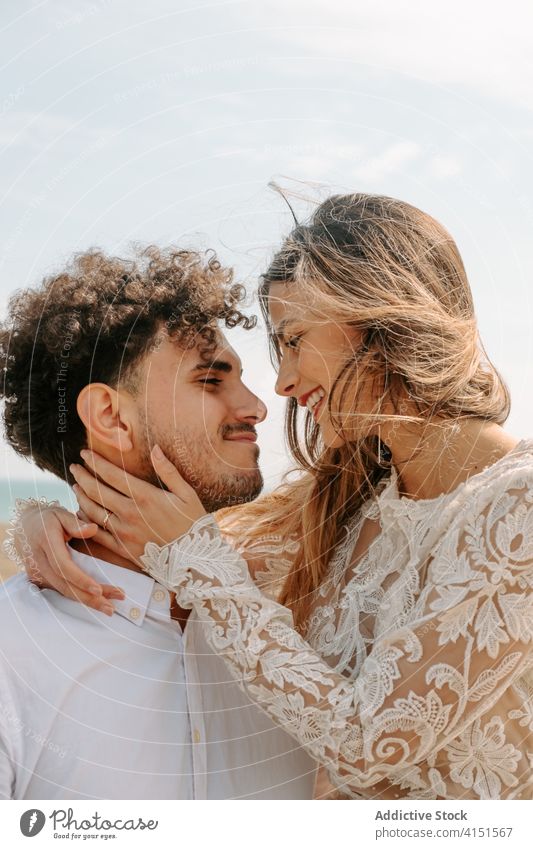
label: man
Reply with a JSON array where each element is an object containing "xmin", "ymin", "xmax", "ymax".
[{"xmin": 0, "ymin": 246, "xmax": 316, "ymax": 799}]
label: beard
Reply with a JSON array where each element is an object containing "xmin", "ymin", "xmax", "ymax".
[{"xmin": 137, "ymin": 416, "xmax": 264, "ymax": 513}]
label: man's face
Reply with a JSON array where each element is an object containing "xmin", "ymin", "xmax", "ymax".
[{"xmin": 131, "ymin": 330, "xmax": 267, "ymax": 512}]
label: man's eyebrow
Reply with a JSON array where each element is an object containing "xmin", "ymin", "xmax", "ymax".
[{"xmin": 191, "ymin": 359, "xmax": 242, "ymax": 375}]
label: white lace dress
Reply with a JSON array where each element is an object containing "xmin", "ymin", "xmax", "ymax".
[{"xmin": 140, "ymin": 441, "xmax": 533, "ymax": 799}]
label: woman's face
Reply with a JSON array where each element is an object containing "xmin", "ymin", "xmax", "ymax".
[{"xmin": 268, "ymin": 282, "xmax": 370, "ymax": 448}]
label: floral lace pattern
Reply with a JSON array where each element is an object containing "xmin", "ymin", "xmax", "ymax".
[
  {"xmin": 139, "ymin": 442, "xmax": 533, "ymax": 799},
  {"xmin": 2, "ymin": 497, "xmax": 61, "ymax": 573}
]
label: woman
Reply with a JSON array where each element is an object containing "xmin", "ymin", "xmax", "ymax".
[{"xmin": 8, "ymin": 193, "xmax": 533, "ymax": 799}]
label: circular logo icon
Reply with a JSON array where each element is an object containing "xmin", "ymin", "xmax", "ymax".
[{"xmin": 20, "ymin": 809, "xmax": 46, "ymax": 837}]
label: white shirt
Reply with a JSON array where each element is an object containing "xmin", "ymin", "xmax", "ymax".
[{"xmin": 0, "ymin": 546, "xmax": 316, "ymax": 800}]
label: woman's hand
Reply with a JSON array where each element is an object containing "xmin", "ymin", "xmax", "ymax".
[
  {"xmin": 14, "ymin": 504, "xmax": 125, "ymax": 615},
  {"xmin": 69, "ymin": 444, "xmax": 207, "ymax": 565}
]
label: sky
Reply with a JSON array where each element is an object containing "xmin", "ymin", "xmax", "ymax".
[{"xmin": 0, "ymin": 0, "xmax": 532, "ymax": 494}]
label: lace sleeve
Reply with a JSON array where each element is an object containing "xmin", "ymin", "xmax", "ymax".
[
  {"xmin": 1, "ymin": 497, "xmax": 60, "ymax": 573},
  {"xmin": 216, "ymin": 510, "xmax": 301, "ymax": 600},
  {"xmin": 231, "ymin": 534, "xmax": 300, "ymax": 601},
  {"xmin": 140, "ymin": 480, "xmax": 533, "ymax": 797}
]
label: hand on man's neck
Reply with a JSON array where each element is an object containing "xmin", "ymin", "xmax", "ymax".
[{"xmin": 69, "ymin": 537, "xmax": 191, "ymax": 629}]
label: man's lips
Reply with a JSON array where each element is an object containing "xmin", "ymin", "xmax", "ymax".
[{"xmin": 223, "ymin": 433, "xmax": 258, "ymax": 443}]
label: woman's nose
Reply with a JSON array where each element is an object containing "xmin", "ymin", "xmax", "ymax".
[{"xmin": 275, "ymin": 359, "xmax": 298, "ymax": 397}]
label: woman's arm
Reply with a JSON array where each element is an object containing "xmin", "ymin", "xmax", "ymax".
[
  {"xmin": 2, "ymin": 500, "xmax": 124, "ymax": 614},
  {"xmin": 67, "ymin": 447, "xmax": 300, "ymax": 596},
  {"xmin": 139, "ymin": 480, "xmax": 533, "ymax": 797},
  {"xmin": 3, "ymin": 448, "xmax": 296, "ymax": 617}
]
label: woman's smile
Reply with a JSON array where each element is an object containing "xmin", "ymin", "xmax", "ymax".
[{"xmin": 298, "ymin": 385, "xmax": 326, "ymax": 417}]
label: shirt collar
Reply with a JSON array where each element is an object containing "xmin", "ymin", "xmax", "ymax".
[{"xmin": 67, "ymin": 544, "xmax": 168, "ymax": 628}]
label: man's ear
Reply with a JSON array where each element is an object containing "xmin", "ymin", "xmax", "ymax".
[{"xmin": 76, "ymin": 383, "xmax": 135, "ymax": 453}]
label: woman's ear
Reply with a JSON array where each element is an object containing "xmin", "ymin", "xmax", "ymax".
[
  {"xmin": 76, "ymin": 383, "xmax": 135, "ymax": 453},
  {"xmin": 359, "ymin": 326, "xmax": 377, "ymax": 352}
]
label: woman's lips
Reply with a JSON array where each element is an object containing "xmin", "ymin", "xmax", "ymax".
[
  {"xmin": 313, "ymin": 396, "xmax": 326, "ymax": 421},
  {"xmin": 298, "ymin": 385, "xmax": 323, "ymax": 407}
]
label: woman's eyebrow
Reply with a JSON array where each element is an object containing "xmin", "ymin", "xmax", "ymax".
[{"xmin": 273, "ymin": 318, "xmax": 299, "ymax": 340}]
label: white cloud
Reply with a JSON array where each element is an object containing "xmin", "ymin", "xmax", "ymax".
[
  {"xmin": 351, "ymin": 140, "xmax": 421, "ymax": 182},
  {"xmin": 426, "ymin": 154, "xmax": 462, "ymax": 180},
  {"xmin": 264, "ymin": 0, "xmax": 533, "ymax": 110},
  {"xmin": 0, "ymin": 109, "xmax": 108, "ymax": 153}
]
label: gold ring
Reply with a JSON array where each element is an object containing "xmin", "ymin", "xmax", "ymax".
[{"xmin": 102, "ymin": 510, "xmax": 112, "ymax": 532}]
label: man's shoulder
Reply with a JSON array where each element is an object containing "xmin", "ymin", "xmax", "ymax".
[
  {"xmin": 0, "ymin": 574, "xmax": 57, "ymax": 640},
  {"xmin": 0, "ymin": 572, "xmax": 37, "ymax": 606}
]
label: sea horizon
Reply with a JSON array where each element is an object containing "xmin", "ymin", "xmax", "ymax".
[
  {"xmin": 0, "ymin": 476, "xmax": 277, "ymax": 524},
  {"xmin": 0, "ymin": 478, "xmax": 76, "ymax": 523}
]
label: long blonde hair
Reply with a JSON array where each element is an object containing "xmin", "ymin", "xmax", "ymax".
[{"xmin": 219, "ymin": 192, "xmax": 510, "ymax": 631}]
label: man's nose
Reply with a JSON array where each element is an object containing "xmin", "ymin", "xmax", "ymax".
[{"xmin": 235, "ymin": 393, "xmax": 268, "ymax": 424}]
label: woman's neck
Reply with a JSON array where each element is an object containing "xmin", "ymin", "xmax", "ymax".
[{"xmin": 382, "ymin": 418, "xmax": 520, "ymax": 501}]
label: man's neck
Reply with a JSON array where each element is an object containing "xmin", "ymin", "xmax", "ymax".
[
  {"xmin": 69, "ymin": 538, "xmax": 190, "ymax": 628},
  {"xmin": 69, "ymin": 537, "xmax": 143, "ymax": 573}
]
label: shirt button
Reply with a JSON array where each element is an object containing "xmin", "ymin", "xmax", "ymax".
[
  {"xmin": 193, "ymin": 729, "xmax": 201, "ymax": 744},
  {"xmin": 152, "ymin": 589, "xmax": 165, "ymax": 603},
  {"xmin": 129, "ymin": 607, "xmax": 141, "ymax": 620}
]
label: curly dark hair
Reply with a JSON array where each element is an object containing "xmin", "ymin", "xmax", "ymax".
[{"xmin": 0, "ymin": 245, "xmax": 255, "ymax": 483}]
